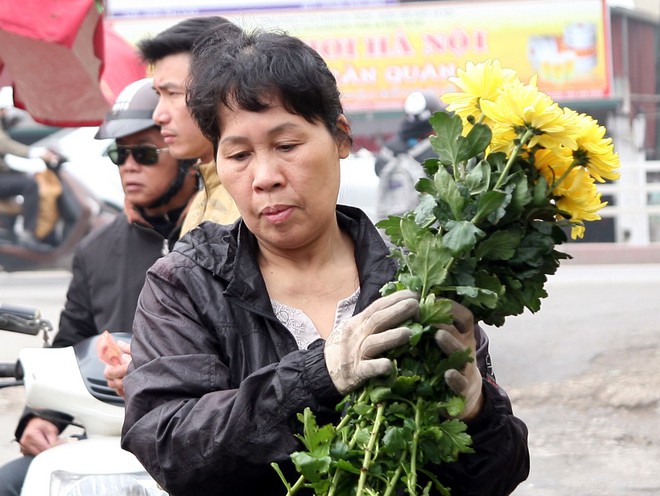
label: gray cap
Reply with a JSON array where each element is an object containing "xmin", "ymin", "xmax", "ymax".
[{"xmin": 95, "ymin": 78, "xmax": 158, "ymax": 140}]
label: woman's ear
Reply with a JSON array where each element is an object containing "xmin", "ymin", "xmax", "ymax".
[{"xmin": 336, "ymin": 114, "xmax": 352, "ymax": 159}]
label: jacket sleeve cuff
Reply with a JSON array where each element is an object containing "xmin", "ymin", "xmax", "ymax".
[
  {"xmin": 464, "ymin": 378, "xmax": 512, "ymax": 434},
  {"xmin": 303, "ymin": 339, "xmax": 343, "ymax": 406},
  {"xmin": 15, "ymin": 407, "xmax": 68, "ymax": 440}
]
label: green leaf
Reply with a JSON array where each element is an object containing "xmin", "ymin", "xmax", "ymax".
[
  {"xmin": 416, "ymin": 177, "xmax": 436, "ymax": 196},
  {"xmin": 406, "ymin": 231, "xmax": 453, "ymax": 292},
  {"xmin": 434, "ymin": 167, "xmax": 465, "ymax": 219},
  {"xmin": 459, "ymin": 123, "xmax": 492, "ymax": 163},
  {"xmin": 429, "ymin": 112, "xmax": 463, "ymax": 166},
  {"xmin": 414, "ymin": 194, "xmax": 437, "ymax": 226},
  {"xmin": 381, "ymin": 426, "xmax": 409, "ymax": 454},
  {"xmin": 370, "ymin": 386, "xmax": 394, "ymax": 403},
  {"xmin": 464, "ymin": 159, "xmax": 491, "ymax": 196},
  {"xmin": 474, "ymin": 189, "xmax": 508, "ymax": 225},
  {"xmin": 401, "ymin": 216, "xmax": 427, "ymax": 251},
  {"xmin": 442, "ymin": 220, "xmax": 483, "ymax": 256},
  {"xmin": 475, "ymin": 228, "xmax": 523, "ymax": 261},
  {"xmin": 439, "ymin": 395, "xmax": 465, "ymax": 418},
  {"xmin": 376, "ymin": 216, "xmax": 404, "ymax": 245},
  {"xmin": 296, "ymin": 408, "xmax": 335, "ymax": 453},
  {"xmin": 419, "ymin": 295, "xmax": 453, "ymax": 326},
  {"xmin": 506, "ymin": 171, "xmax": 532, "ymax": 216},
  {"xmin": 532, "ymin": 175, "xmax": 551, "ymax": 207},
  {"xmin": 487, "ymin": 151, "xmax": 508, "ymax": 174},
  {"xmin": 439, "ymin": 419, "xmax": 474, "ymax": 457},
  {"xmin": 355, "ymin": 427, "xmax": 371, "ymax": 449},
  {"xmin": 290, "ymin": 451, "xmax": 331, "ymax": 483},
  {"xmin": 391, "ymin": 375, "xmax": 421, "ymax": 396}
]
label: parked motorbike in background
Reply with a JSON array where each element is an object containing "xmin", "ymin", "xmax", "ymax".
[
  {"xmin": 0, "ymin": 303, "xmax": 165, "ymax": 495},
  {"xmin": 0, "ymin": 151, "xmax": 120, "ymax": 272}
]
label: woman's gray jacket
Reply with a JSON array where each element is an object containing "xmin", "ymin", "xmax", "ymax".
[{"xmin": 121, "ymin": 205, "xmax": 529, "ymax": 496}]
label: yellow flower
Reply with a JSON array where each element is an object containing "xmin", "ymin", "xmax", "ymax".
[
  {"xmin": 533, "ymin": 148, "xmax": 573, "ymax": 188},
  {"xmin": 440, "ymin": 58, "xmax": 618, "ymax": 240},
  {"xmin": 555, "ymin": 166, "xmax": 608, "ymax": 240},
  {"xmin": 569, "ymin": 223, "xmax": 586, "ymax": 239},
  {"xmin": 533, "ymin": 148, "xmax": 608, "ymax": 239},
  {"xmin": 563, "ymin": 108, "xmax": 621, "ymax": 183},
  {"xmin": 481, "ymin": 79, "xmax": 581, "ymax": 155},
  {"xmin": 442, "ymin": 59, "xmax": 518, "ymax": 126}
]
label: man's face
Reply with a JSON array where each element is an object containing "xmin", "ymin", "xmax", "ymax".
[
  {"xmin": 152, "ymin": 52, "xmax": 213, "ymax": 163},
  {"xmin": 115, "ymin": 127, "xmax": 179, "ymax": 210}
]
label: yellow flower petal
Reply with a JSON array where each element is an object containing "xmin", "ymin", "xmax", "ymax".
[{"xmin": 442, "ymin": 59, "xmax": 519, "ymax": 125}]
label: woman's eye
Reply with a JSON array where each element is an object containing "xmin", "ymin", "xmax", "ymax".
[
  {"xmin": 229, "ymin": 151, "xmax": 249, "ymax": 161},
  {"xmin": 278, "ymin": 143, "xmax": 297, "ymax": 152}
]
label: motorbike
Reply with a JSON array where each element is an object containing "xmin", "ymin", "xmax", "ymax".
[
  {"xmin": 0, "ymin": 157, "xmax": 119, "ymax": 272},
  {"xmin": 0, "ymin": 303, "xmax": 166, "ymax": 495}
]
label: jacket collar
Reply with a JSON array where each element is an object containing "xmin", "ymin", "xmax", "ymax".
[{"xmin": 176, "ymin": 206, "xmax": 397, "ymax": 313}]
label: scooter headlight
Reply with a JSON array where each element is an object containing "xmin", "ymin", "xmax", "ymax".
[{"xmin": 50, "ymin": 470, "xmax": 168, "ymax": 495}]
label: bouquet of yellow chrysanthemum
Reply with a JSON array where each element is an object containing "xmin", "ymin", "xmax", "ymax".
[{"xmin": 274, "ymin": 59, "xmax": 620, "ymax": 496}]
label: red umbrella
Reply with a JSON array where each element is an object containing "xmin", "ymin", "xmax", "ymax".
[{"xmin": 0, "ymin": 0, "xmax": 147, "ymax": 127}]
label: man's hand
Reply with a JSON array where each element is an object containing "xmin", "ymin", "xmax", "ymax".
[
  {"xmin": 325, "ymin": 289, "xmax": 419, "ymax": 395},
  {"xmin": 102, "ymin": 339, "xmax": 131, "ymax": 398},
  {"xmin": 19, "ymin": 417, "xmax": 65, "ymax": 456},
  {"xmin": 434, "ymin": 301, "xmax": 484, "ymax": 421}
]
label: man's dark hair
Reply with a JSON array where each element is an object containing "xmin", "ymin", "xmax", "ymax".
[
  {"xmin": 187, "ymin": 28, "xmax": 348, "ymax": 149},
  {"xmin": 137, "ymin": 16, "xmax": 241, "ymax": 63}
]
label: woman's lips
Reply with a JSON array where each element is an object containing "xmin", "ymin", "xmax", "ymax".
[{"xmin": 261, "ymin": 205, "xmax": 294, "ymax": 223}]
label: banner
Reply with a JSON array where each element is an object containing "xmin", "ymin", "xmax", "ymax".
[{"xmin": 111, "ymin": 0, "xmax": 612, "ymax": 113}]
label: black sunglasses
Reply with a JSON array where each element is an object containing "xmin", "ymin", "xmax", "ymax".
[{"xmin": 107, "ymin": 143, "xmax": 169, "ymax": 166}]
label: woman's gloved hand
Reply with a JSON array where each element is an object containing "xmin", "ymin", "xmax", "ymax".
[
  {"xmin": 434, "ymin": 300, "xmax": 484, "ymax": 421},
  {"xmin": 325, "ymin": 289, "xmax": 419, "ymax": 395}
]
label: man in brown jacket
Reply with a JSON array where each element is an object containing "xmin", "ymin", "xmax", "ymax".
[{"xmin": 137, "ymin": 17, "xmax": 242, "ymax": 235}]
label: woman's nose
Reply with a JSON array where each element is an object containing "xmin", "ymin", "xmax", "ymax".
[{"xmin": 252, "ymin": 155, "xmax": 284, "ymax": 191}]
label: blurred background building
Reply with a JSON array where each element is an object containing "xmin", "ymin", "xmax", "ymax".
[{"xmin": 3, "ymin": 0, "xmax": 659, "ymax": 246}]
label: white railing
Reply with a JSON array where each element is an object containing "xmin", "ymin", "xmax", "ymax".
[{"xmin": 597, "ymin": 160, "xmax": 660, "ymax": 244}]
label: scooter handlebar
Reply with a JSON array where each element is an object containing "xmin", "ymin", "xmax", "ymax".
[
  {"xmin": 0, "ymin": 314, "xmax": 44, "ymax": 336},
  {"xmin": 0, "ymin": 303, "xmax": 40, "ymax": 320},
  {"xmin": 0, "ymin": 361, "xmax": 21, "ymax": 379},
  {"xmin": 0, "ymin": 304, "xmax": 53, "ymax": 336}
]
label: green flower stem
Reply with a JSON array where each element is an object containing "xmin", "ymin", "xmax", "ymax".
[
  {"xmin": 356, "ymin": 403, "xmax": 386, "ymax": 496},
  {"xmin": 328, "ymin": 390, "xmax": 375, "ymax": 496},
  {"xmin": 341, "ymin": 388, "xmax": 369, "ymax": 431},
  {"xmin": 548, "ymin": 161, "xmax": 578, "ymax": 195},
  {"xmin": 492, "ymin": 128, "xmax": 534, "ymax": 191},
  {"xmin": 383, "ymin": 453, "xmax": 407, "ymax": 496},
  {"xmin": 327, "ymin": 465, "xmax": 343, "ymax": 496},
  {"xmin": 406, "ymin": 397, "xmax": 424, "ymax": 495},
  {"xmin": 285, "ymin": 475, "xmax": 307, "ymax": 496}
]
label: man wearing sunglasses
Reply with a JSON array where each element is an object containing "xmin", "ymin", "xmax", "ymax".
[
  {"xmin": 137, "ymin": 16, "xmax": 242, "ymax": 236},
  {"xmin": 0, "ymin": 77, "xmax": 199, "ymax": 496}
]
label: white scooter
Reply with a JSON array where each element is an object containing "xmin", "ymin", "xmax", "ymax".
[{"xmin": 0, "ymin": 303, "xmax": 166, "ymax": 495}]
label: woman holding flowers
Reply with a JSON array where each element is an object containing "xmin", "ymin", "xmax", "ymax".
[{"xmin": 120, "ymin": 29, "xmax": 530, "ymax": 496}]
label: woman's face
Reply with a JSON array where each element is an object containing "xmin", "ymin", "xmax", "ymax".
[{"xmin": 216, "ymin": 101, "xmax": 351, "ymax": 253}]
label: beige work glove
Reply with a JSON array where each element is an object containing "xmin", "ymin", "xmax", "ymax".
[
  {"xmin": 325, "ymin": 289, "xmax": 419, "ymax": 395},
  {"xmin": 434, "ymin": 301, "xmax": 485, "ymax": 421}
]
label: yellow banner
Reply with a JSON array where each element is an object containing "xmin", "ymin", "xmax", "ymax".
[{"xmin": 111, "ymin": 0, "xmax": 612, "ymax": 113}]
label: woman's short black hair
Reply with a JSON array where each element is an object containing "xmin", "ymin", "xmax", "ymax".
[{"xmin": 187, "ymin": 28, "xmax": 348, "ymax": 148}]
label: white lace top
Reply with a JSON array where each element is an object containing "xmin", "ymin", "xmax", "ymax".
[{"xmin": 271, "ymin": 289, "xmax": 360, "ymax": 349}]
